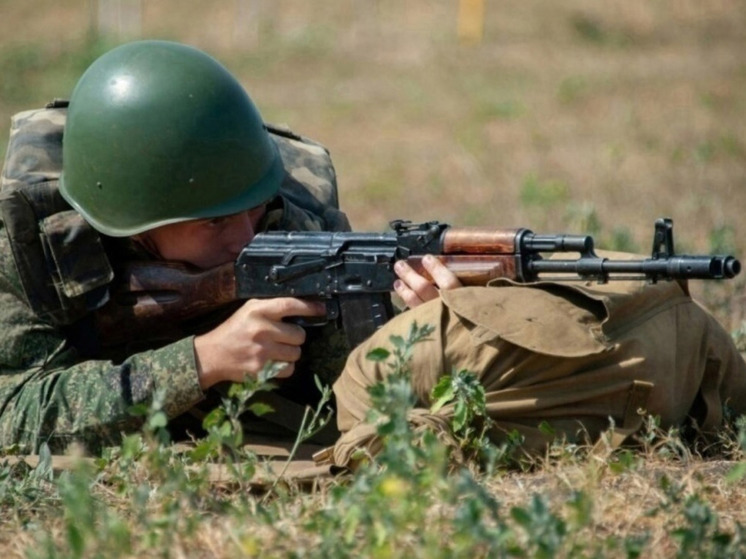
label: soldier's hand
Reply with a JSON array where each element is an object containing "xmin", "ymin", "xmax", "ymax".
[
  {"xmin": 193, "ymin": 297, "xmax": 326, "ymax": 389},
  {"xmin": 393, "ymin": 254, "xmax": 462, "ymax": 308}
]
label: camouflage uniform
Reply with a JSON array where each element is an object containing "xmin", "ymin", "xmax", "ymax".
[{"xmin": 0, "ymin": 105, "xmax": 350, "ymax": 453}]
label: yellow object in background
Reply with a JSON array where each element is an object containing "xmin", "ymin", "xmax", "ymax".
[{"xmin": 458, "ymin": 0, "xmax": 485, "ymax": 43}]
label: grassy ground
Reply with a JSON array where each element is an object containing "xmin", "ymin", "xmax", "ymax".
[
  {"xmin": 1, "ymin": 1, "xmax": 746, "ymax": 556},
  {"xmin": 1, "ymin": 350, "xmax": 746, "ymax": 558}
]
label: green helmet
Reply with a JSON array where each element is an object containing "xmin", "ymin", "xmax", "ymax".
[{"xmin": 59, "ymin": 40, "xmax": 283, "ymax": 237}]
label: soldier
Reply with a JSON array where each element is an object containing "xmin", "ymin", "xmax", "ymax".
[
  {"xmin": 0, "ymin": 39, "xmax": 458, "ymax": 455},
  {"xmin": 3, "ymin": 40, "xmax": 744, "ymax": 464},
  {"xmin": 0, "ymin": 40, "xmax": 381, "ymax": 453}
]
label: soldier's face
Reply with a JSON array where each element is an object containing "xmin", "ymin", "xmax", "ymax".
[{"xmin": 135, "ymin": 205, "xmax": 266, "ymax": 269}]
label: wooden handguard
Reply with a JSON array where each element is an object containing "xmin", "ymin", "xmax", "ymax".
[{"xmin": 406, "ymin": 226, "xmax": 522, "ymax": 285}]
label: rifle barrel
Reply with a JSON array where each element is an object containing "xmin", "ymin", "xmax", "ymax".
[{"xmin": 528, "ymin": 255, "xmax": 740, "ymax": 281}]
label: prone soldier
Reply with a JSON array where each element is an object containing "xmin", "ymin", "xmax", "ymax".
[{"xmin": 0, "ymin": 40, "xmax": 744, "ymax": 464}]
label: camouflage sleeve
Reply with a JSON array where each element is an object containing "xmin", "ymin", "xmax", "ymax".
[{"xmin": 0, "ymin": 230, "xmax": 205, "ymax": 454}]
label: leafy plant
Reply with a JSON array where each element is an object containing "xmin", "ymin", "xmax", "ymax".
[{"xmin": 430, "ymin": 369, "xmax": 495, "ymax": 460}]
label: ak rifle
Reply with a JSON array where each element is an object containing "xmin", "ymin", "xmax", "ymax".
[{"xmin": 96, "ymin": 218, "xmax": 741, "ymax": 347}]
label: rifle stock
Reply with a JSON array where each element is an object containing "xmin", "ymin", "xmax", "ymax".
[
  {"xmin": 95, "ymin": 218, "xmax": 741, "ymax": 348},
  {"xmin": 95, "ymin": 261, "xmax": 237, "ymax": 346}
]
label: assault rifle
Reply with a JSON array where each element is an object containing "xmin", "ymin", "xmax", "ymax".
[{"xmin": 96, "ymin": 218, "xmax": 740, "ymax": 348}]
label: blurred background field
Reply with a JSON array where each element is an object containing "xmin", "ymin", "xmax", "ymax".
[{"xmin": 1, "ymin": 0, "xmax": 745, "ymax": 327}]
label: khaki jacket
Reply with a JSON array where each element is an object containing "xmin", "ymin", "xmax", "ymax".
[{"xmin": 332, "ymin": 273, "xmax": 746, "ymax": 462}]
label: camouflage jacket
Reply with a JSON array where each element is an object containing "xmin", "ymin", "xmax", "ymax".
[{"xmin": 0, "ymin": 104, "xmax": 351, "ymax": 453}]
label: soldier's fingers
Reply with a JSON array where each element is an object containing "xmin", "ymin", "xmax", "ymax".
[
  {"xmin": 271, "ymin": 320, "xmax": 308, "ymax": 346},
  {"xmin": 394, "ymin": 260, "xmax": 441, "ymax": 304},
  {"xmin": 259, "ymin": 341, "xmax": 303, "ymax": 365},
  {"xmin": 244, "ymin": 297, "xmax": 326, "ymax": 321},
  {"xmin": 395, "ymin": 260, "xmax": 434, "ymax": 291},
  {"xmin": 393, "ymin": 279, "xmax": 428, "ymax": 309},
  {"xmin": 243, "ymin": 344, "xmax": 301, "ymax": 379},
  {"xmin": 253, "ymin": 361, "xmax": 295, "ymax": 379},
  {"xmin": 273, "ymin": 362, "xmax": 295, "ymax": 379},
  {"xmin": 422, "ymin": 255, "xmax": 462, "ymax": 290}
]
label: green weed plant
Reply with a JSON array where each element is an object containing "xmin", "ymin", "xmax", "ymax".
[{"xmin": 0, "ymin": 321, "xmax": 743, "ymax": 557}]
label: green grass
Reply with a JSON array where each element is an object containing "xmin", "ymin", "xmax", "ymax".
[{"xmin": 2, "ymin": 1, "xmax": 746, "ymax": 556}]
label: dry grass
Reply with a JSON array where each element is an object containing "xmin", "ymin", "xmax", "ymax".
[
  {"xmin": 492, "ymin": 453, "xmax": 746, "ymax": 554},
  {"xmin": 1, "ymin": 2, "xmax": 746, "ymax": 556},
  {"xmin": 3, "ymin": 432, "xmax": 744, "ymax": 557}
]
